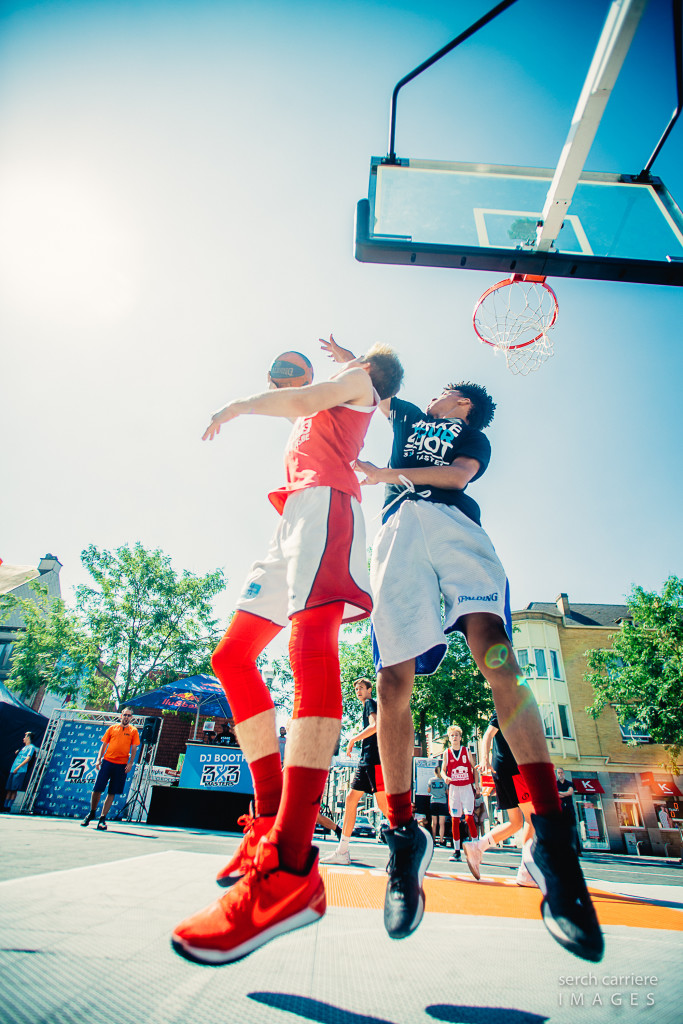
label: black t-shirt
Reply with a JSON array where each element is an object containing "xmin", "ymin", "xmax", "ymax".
[
  {"xmin": 383, "ymin": 398, "xmax": 491, "ymax": 525},
  {"xmin": 489, "ymin": 713, "xmax": 517, "ymax": 776},
  {"xmin": 358, "ymin": 698, "xmax": 380, "ymax": 766},
  {"xmin": 557, "ymin": 777, "xmax": 573, "ymax": 807}
]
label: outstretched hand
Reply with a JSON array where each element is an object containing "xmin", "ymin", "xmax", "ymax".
[
  {"xmin": 319, "ymin": 333, "xmax": 356, "ymax": 364},
  {"xmin": 354, "ymin": 459, "xmax": 385, "ymax": 485},
  {"xmin": 202, "ymin": 404, "xmax": 241, "ymax": 441}
]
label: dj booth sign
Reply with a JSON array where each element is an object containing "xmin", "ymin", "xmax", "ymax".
[{"xmin": 178, "ymin": 744, "xmax": 253, "ymax": 793}]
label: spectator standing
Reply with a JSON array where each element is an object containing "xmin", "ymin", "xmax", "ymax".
[
  {"xmin": 427, "ymin": 766, "xmax": 449, "ymax": 845},
  {"xmin": 81, "ymin": 708, "xmax": 140, "ymax": 830},
  {"xmin": 3, "ymin": 732, "xmax": 38, "ymax": 812},
  {"xmin": 555, "ymin": 768, "xmax": 576, "ymax": 824}
]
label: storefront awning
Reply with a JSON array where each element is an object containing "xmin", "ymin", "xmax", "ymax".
[
  {"xmin": 640, "ymin": 772, "xmax": 682, "ymax": 797},
  {"xmin": 573, "ymin": 778, "xmax": 605, "ymax": 795},
  {"xmin": 480, "ymin": 772, "xmax": 495, "ymax": 795}
]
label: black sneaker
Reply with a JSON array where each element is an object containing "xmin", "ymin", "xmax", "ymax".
[
  {"xmin": 80, "ymin": 813, "xmax": 92, "ymax": 827},
  {"xmin": 383, "ymin": 820, "xmax": 433, "ymax": 939},
  {"xmin": 524, "ymin": 813, "xmax": 604, "ymax": 962},
  {"xmin": 449, "ymin": 850, "xmax": 461, "ymax": 862},
  {"xmin": 96, "ymin": 818, "xmax": 108, "ymax": 831}
]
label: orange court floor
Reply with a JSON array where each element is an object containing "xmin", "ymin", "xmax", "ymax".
[{"xmin": 321, "ymin": 865, "xmax": 683, "ymax": 932}]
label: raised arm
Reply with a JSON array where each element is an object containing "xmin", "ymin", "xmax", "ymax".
[{"xmin": 203, "ymin": 366, "xmax": 373, "ymax": 441}]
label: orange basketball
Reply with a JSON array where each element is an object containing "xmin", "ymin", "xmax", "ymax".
[{"xmin": 268, "ymin": 351, "xmax": 314, "ymax": 388}]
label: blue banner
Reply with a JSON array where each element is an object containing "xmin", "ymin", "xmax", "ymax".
[
  {"xmin": 33, "ymin": 720, "xmax": 137, "ymax": 820},
  {"xmin": 178, "ymin": 744, "xmax": 253, "ymax": 794}
]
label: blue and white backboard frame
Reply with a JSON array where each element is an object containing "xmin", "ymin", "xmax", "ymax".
[{"xmin": 356, "ymin": 157, "xmax": 683, "ymax": 286}]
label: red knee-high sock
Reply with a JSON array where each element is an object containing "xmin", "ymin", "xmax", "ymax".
[
  {"xmin": 518, "ymin": 762, "xmax": 562, "ymax": 817},
  {"xmin": 386, "ymin": 791, "xmax": 413, "ymax": 829},
  {"xmin": 271, "ymin": 602, "xmax": 345, "ymax": 873},
  {"xmin": 466, "ymin": 814, "xmax": 477, "ymax": 839},
  {"xmin": 451, "ymin": 817, "xmax": 461, "ymax": 849},
  {"xmin": 272, "ymin": 766, "xmax": 329, "ymax": 873},
  {"xmin": 249, "ymin": 752, "xmax": 283, "ymax": 818}
]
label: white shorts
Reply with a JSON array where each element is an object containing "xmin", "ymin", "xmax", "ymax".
[
  {"xmin": 370, "ymin": 499, "xmax": 510, "ymax": 675},
  {"xmin": 448, "ymin": 784, "xmax": 475, "ymax": 818},
  {"xmin": 235, "ymin": 487, "xmax": 372, "ymax": 626}
]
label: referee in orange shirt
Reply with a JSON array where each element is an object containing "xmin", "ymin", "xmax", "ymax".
[{"xmin": 81, "ymin": 708, "xmax": 140, "ymax": 830}]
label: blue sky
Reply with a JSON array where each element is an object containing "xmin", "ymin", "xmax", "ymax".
[{"xmin": 2, "ymin": 0, "xmax": 682, "ymax": 639}]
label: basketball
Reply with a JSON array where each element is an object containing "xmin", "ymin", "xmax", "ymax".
[{"xmin": 268, "ymin": 351, "xmax": 314, "ymax": 388}]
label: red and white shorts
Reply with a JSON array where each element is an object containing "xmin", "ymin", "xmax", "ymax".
[
  {"xmin": 448, "ymin": 783, "xmax": 475, "ymax": 818},
  {"xmin": 235, "ymin": 486, "xmax": 372, "ymax": 626}
]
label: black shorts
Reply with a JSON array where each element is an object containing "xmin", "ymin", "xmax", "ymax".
[
  {"xmin": 429, "ymin": 801, "xmax": 448, "ymax": 817},
  {"xmin": 492, "ymin": 767, "xmax": 529, "ymax": 811},
  {"xmin": 94, "ymin": 760, "xmax": 127, "ymax": 796},
  {"xmin": 350, "ymin": 763, "xmax": 384, "ymax": 794}
]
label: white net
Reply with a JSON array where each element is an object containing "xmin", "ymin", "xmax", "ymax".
[{"xmin": 473, "ymin": 277, "xmax": 558, "ymax": 375}]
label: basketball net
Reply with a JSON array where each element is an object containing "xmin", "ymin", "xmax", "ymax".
[{"xmin": 473, "ymin": 274, "xmax": 559, "ymax": 375}]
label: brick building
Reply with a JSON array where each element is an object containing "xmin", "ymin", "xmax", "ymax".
[{"xmin": 511, "ymin": 592, "xmax": 682, "ymax": 857}]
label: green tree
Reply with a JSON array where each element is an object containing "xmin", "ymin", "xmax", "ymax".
[
  {"xmin": 584, "ymin": 576, "xmax": 683, "ymax": 770},
  {"xmin": 76, "ymin": 543, "xmax": 226, "ymax": 706},
  {"xmin": 337, "ymin": 620, "xmax": 492, "ymax": 751},
  {"xmin": 0, "ymin": 581, "xmax": 100, "ymax": 706}
]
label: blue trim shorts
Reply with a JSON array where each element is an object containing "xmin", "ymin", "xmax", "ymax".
[{"xmin": 370, "ymin": 499, "xmax": 511, "ymax": 675}]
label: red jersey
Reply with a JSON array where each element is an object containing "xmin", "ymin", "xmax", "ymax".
[
  {"xmin": 268, "ymin": 397, "xmax": 377, "ymax": 514},
  {"xmin": 445, "ymin": 746, "xmax": 474, "ymax": 787}
]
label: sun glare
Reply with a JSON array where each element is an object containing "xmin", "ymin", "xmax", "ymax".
[{"xmin": 0, "ymin": 161, "xmax": 142, "ymax": 330}]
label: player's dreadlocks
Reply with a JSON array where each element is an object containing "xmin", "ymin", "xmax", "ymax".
[{"xmin": 444, "ymin": 381, "xmax": 496, "ymax": 431}]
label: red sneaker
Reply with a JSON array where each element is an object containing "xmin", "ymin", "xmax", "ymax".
[
  {"xmin": 216, "ymin": 812, "xmax": 276, "ymax": 888},
  {"xmin": 172, "ymin": 839, "xmax": 326, "ymax": 965}
]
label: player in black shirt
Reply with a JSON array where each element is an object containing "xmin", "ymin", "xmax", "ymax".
[
  {"xmin": 321, "ymin": 677, "xmax": 389, "ymax": 865},
  {"xmin": 320, "ymin": 336, "xmax": 603, "ymax": 962}
]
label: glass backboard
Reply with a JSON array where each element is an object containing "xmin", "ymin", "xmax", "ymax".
[{"xmin": 355, "ymin": 158, "xmax": 683, "ymax": 286}]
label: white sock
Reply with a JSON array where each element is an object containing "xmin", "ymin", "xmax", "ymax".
[
  {"xmin": 339, "ymin": 834, "xmax": 350, "ymax": 853},
  {"xmin": 480, "ymin": 833, "xmax": 495, "ymax": 851}
]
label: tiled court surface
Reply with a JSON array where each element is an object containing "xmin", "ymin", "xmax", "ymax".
[{"xmin": 1, "ymin": 817, "xmax": 681, "ymax": 1024}]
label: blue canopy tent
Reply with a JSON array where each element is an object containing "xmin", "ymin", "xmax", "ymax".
[{"xmin": 125, "ymin": 675, "xmax": 232, "ymax": 739}]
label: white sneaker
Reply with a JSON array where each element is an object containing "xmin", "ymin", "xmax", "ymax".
[
  {"xmin": 517, "ymin": 843, "xmax": 539, "ymax": 888},
  {"xmin": 320, "ymin": 848, "xmax": 351, "ymax": 866},
  {"xmin": 463, "ymin": 840, "xmax": 483, "ymax": 880}
]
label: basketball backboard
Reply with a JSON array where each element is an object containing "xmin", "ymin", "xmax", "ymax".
[
  {"xmin": 355, "ymin": 0, "xmax": 683, "ymax": 287},
  {"xmin": 355, "ymin": 157, "xmax": 683, "ymax": 285}
]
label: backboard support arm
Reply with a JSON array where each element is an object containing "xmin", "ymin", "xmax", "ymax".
[
  {"xmin": 535, "ymin": 0, "xmax": 649, "ymax": 253},
  {"xmin": 637, "ymin": 0, "xmax": 682, "ymax": 180},
  {"xmin": 385, "ymin": 0, "xmax": 518, "ymax": 165}
]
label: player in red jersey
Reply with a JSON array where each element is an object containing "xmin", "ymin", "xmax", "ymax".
[
  {"xmin": 171, "ymin": 339, "xmax": 403, "ymax": 966},
  {"xmin": 442, "ymin": 724, "xmax": 478, "ymax": 861}
]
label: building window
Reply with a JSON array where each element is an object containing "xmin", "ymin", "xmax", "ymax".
[
  {"xmin": 517, "ymin": 649, "xmax": 529, "ymax": 669},
  {"xmin": 534, "ymin": 649, "xmax": 547, "ymax": 676},
  {"xmin": 0, "ymin": 642, "xmax": 13, "ymax": 669},
  {"xmin": 558, "ymin": 704, "xmax": 573, "ymax": 739},
  {"xmin": 539, "ymin": 703, "xmax": 558, "ymax": 738},
  {"xmin": 614, "ymin": 792, "xmax": 643, "ymax": 828},
  {"xmin": 549, "ymin": 649, "xmax": 562, "ymax": 679},
  {"xmin": 618, "ymin": 718, "xmax": 652, "ymax": 744}
]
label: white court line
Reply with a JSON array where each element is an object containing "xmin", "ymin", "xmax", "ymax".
[{"xmin": 0, "ymin": 849, "xmax": 183, "ymax": 888}]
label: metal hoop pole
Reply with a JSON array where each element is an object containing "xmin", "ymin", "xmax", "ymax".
[
  {"xmin": 638, "ymin": 0, "xmax": 682, "ymax": 179},
  {"xmin": 385, "ymin": 0, "xmax": 518, "ymax": 164}
]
